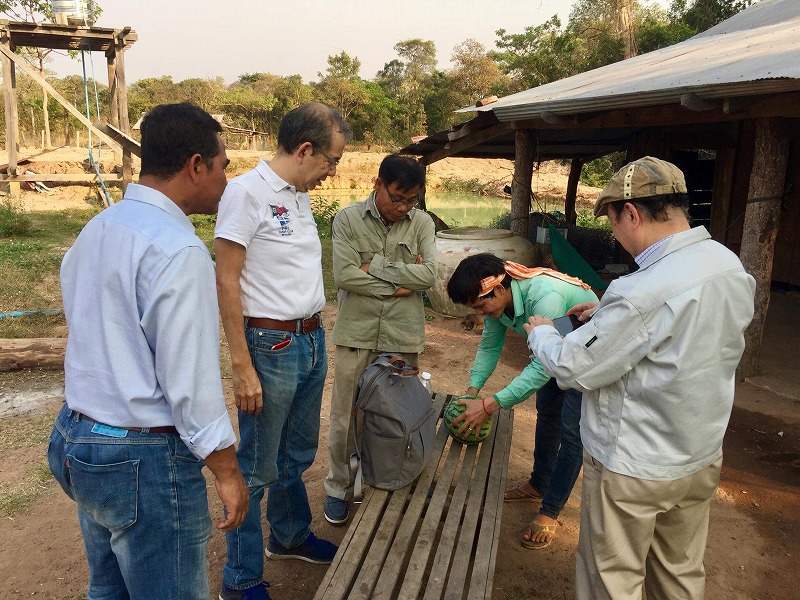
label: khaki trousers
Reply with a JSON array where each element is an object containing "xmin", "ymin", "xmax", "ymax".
[
  {"xmin": 323, "ymin": 347, "xmax": 418, "ymax": 500},
  {"xmin": 576, "ymin": 451, "xmax": 722, "ymax": 600}
]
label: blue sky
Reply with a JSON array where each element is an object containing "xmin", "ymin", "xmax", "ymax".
[{"xmin": 45, "ymin": 0, "xmax": 670, "ymax": 84}]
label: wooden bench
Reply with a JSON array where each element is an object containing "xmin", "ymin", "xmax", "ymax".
[{"xmin": 314, "ymin": 392, "xmax": 514, "ymax": 600}]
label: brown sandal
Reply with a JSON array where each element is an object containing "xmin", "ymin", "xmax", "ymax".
[
  {"xmin": 521, "ymin": 520, "xmax": 558, "ymax": 549},
  {"xmin": 504, "ymin": 482, "xmax": 544, "ymax": 502}
]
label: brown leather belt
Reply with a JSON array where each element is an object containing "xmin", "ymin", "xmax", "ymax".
[
  {"xmin": 75, "ymin": 412, "xmax": 178, "ymax": 434},
  {"xmin": 245, "ymin": 313, "xmax": 321, "ymax": 334}
]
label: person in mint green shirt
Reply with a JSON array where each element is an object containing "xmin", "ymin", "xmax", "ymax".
[{"xmin": 447, "ymin": 253, "xmax": 598, "ymax": 549}]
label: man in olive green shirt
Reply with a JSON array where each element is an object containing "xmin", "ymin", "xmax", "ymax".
[{"xmin": 324, "ymin": 154, "xmax": 436, "ymax": 524}]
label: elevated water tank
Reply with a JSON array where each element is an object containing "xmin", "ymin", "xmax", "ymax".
[
  {"xmin": 428, "ymin": 227, "xmax": 535, "ymax": 318},
  {"xmin": 51, "ymin": 0, "xmax": 95, "ymax": 26}
]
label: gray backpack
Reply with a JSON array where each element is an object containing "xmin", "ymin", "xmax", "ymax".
[{"xmin": 349, "ymin": 353, "xmax": 437, "ymax": 500}]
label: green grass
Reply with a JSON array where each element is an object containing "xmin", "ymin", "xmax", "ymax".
[{"xmin": 0, "ymin": 461, "xmax": 53, "ymax": 517}]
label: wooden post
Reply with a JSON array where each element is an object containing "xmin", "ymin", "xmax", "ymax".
[
  {"xmin": 116, "ymin": 42, "xmax": 132, "ymax": 192},
  {"xmin": 510, "ymin": 129, "xmax": 534, "ymax": 239},
  {"xmin": 107, "ymin": 46, "xmax": 121, "ymax": 163},
  {"xmin": 2, "ymin": 32, "xmax": 20, "ymax": 195},
  {"xmin": 738, "ymin": 118, "xmax": 790, "ymax": 379},
  {"xmin": 565, "ymin": 158, "xmax": 583, "ymax": 225}
]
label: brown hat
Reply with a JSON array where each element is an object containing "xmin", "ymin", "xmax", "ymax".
[{"xmin": 594, "ymin": 156, "xmax": 687, "ymax": 217}]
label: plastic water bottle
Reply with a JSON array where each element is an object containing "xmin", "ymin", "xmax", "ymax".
[{"xmin": 420, "ymin": 371, "xmax": 433, "ymax": 397}]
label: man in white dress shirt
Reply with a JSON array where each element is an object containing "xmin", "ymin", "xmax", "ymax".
[{"xmin": 48, "ymin": 103, "xmax": 248, "ymax": 600}]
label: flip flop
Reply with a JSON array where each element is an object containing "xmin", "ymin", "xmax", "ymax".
[
  {"xmin": 504, "ymin": 482, "xmax": 544, "ymax": 502},
  {"xmin": 521, "ymin": 520, "xmax": 558, "ymax": 549}
]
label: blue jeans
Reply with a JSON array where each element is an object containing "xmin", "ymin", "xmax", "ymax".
[
  {"xmin": 48, "ymin": 404, "xmax": 212, "ymax": 600},
  {"xmin": 223, "ymin": 325, "xmax": 327, "ymax": 590},
  {"xmin": 529, "ymin": 377, "xmax": 584, "ymax": 520}
]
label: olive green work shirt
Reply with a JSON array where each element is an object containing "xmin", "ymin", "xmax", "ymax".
[{"xmin": 330, "ymin": 192, "xmax": 437, "ymax": 353}]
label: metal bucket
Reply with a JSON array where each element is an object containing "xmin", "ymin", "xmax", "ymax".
[{"xmin": 51, "ymin": 0, "xmax": 95, "ymax": 26}]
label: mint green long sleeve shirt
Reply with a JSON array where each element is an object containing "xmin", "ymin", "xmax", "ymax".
[
  {"xmin": 330, "ymin": 193, "xmax": 437, "ymax": 353},
  {"xmin": 469, "ymin": 276, "xmax": 599, "ymax": 408}
]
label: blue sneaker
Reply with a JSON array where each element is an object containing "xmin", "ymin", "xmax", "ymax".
[
  {"xmin": 324, "ymin": 495, "xmax": 349, "ymax": 525},
  {"xmin": 219, "ymin": 581, "xmax": 271, "ymax": 600},
  {"xmin": 265, "ymin": 532, "xmax": 338, "ymax": 564}
]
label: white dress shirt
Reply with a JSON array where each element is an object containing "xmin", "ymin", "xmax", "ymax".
[{"xmin": 60, "ymin": 183, "xmax": 236, "ymax": 459}]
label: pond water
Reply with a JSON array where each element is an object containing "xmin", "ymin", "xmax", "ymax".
[{"xmin": 312, "ymin": 190, "xmax": 511, "ymax": 228}]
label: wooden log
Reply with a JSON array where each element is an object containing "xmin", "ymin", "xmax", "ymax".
[
  {"xmin": 2, "ymin": 35, "xmax": 20, "ymax": 187},
  {"xmin": 738, "ymin": 117, "xmax": 789, "ymax": 379},
  {"xmin": 510, "ymin": 129, "xmax": 534, "ymax": 239},
  {"xmin": 0, "ymin": 338, "xmax": 66, "ymax": 371},
  {"xmin": 116, "ymin": 44, "xmax": 132, "ymax": 193}
]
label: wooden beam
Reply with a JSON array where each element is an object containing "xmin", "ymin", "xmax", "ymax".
[
  {"xmin": 738, "ymin": 117, "xmax": 790, "ymax": 379},
  {"xmin": 420, "ymin": 122, "xmax": 510, "ymax": 165},
  {"xmin": 2, "ymin": 34, "xmax": 19, "ymax": 182},
  {"xmin": 565, "ymin": 159, "xmax": 583, "ymax": 225},
  {"xmin": 510, "ymin": 91, "xmax": 800, "ymax": 132},
  {"xmin": 680, "ymin": 93, "xmax": 720, "ymax": 112},
  {"xmin": 115, "ymin": 43, "xmax": 132, "ymax": 191},
  {"xmin": 709, "ymin": 146, "xmax": 736, "ymax": 244},
  {"xmin": 0, "ymin": 173, "xmax": 123, "ymax": 182},
  {"xmin": 98, "ymin": 122, "xmax": 141, "ymax": 157},
  {"xmin": 0, "ymin": 43, "xmax": 122, "ymax": 151},
  {"xmin": 510, "ymin": 129, "xmax": 534, "ymax": 239}
]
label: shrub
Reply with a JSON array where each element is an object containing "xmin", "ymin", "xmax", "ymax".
[
  {"xmin": 310, "ymin": 196, "xmax": 339, "ymax": 239},
  {"xmin": 0, "ymin": 197, "xmax": 32, "ymax": 236}
]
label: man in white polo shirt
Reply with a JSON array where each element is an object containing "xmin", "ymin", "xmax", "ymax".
[{"xmin": 215, "ymin": 102, "xmax": 352, "ymax": 600}]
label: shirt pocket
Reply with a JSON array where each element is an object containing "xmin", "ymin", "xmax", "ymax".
[
  {"xmin": 355, "ymin": 237, "xmax": 381, "ymax": 264},
  {"xmin": 396, "ymin": 241, "xmax": 418, "ymax": 262}
]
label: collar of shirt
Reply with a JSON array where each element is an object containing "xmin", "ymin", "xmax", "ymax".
[
  {"xmin": 496, "ymin": 279, "xmax": 526, "ymax": 327},
  {"xmin": 123, "ymin": 183, "xmax": 194, "ymax": 234},
  {"xmin": 635, "ymin": 234, "xmax": 675, "ymax": 267},
  {"xmin": 255, "ymin": 159, "xmax": 296, "ymax": 193}
]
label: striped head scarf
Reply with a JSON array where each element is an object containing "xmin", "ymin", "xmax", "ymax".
[{"xmin": 478, "ymin": 261, "xmax": 590, "ymax": 297}]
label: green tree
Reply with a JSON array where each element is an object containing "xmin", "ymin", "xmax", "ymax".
[
  {"xmin": 449, "ymin": 39, "xmax": 510, "ymax": 103},
  {"xmin": 315, "ymin": 51, "xmax": 369, "ymax": 120}
]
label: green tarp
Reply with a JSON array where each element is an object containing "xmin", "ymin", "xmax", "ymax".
[{"xmin": 548, "ymin": 224, "xmax": 607, "ymax": 290}]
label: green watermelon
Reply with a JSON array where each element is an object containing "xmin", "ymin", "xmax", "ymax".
[{"xmin": 444, "ymin": 396, "xmax": 493, "ymax": 445}]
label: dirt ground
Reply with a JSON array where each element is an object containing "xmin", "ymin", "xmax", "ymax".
[
  {"xmin": 0, "ymin": 295, "xmax": 798, "ymax": 599},
  {"xmin": 0, "ymin": 148, "xmax": 797, "ymax": 599}
]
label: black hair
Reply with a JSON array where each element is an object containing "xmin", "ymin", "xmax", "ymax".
[
  {"xmin": 378, "ymin": 154, "xmax": 426, "ymax": 191},
  {"xmin": 277, "ymin": 102, "xmax": 353, "ymax": 155},
  {"xmin": 447, "ymin": 253, "xmax": 512, "ymax": 305},
  {"xmin": 139, "ymin": 103, "xmax": 222, "ymax": 180},
  {"xmin": 607, "ymin": 193, "xmax": 691, "ymax": 223}
]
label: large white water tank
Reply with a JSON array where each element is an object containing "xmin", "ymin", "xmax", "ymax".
[
  {"xmin": 51, "ymin": 0, "xmax": 95, "ymax": 26},
  {"xmin": 428, "ymin": 227, "xmax": 535, "ymax": 318}
]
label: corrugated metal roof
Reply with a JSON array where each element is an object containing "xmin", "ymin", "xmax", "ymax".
[{"xmin": 468, "ymin": 0, "xmax": 800, "ymax": 122}]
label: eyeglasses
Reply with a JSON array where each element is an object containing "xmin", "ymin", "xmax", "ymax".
[
  {"xmin": 313, "ymin": 145, "xmax": 341, "ymax": 168},
  {"xmin": 381, "ymin": 180, "xmax": 420, "ymax": 207}
]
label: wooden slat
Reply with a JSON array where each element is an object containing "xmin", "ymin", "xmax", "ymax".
[
  {"xmin": 372, "ymin": 416, "xmax": 453, "ymax": 600},
  {"xmin": 422, "ymin": 444, "xmax": 478, "ymax": 600},
  {"xmin": 98, "ymin": 122, "xmax": 141, "ymax": 157},
  {"xmin": 394, "ymin": 439, "xmax": 468, "ymax": 599},
  {"xmin": 348, "ymin": 486, "xmax": 412, "ymax": 600},
  {"xmin": 468, "ymin": 410, "xmax": 514, "ymax": 598},
  {"xmin": 314, "ymin": 488, "xmax": 390, "ymax": 600},
  {"xmin": 443, "ymin": 421, "xmax": 497, "ymax": 600}
]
